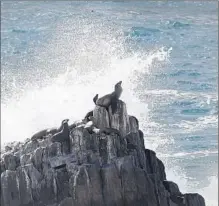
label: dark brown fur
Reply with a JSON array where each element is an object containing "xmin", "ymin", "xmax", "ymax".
[{"xmin": 93, "ymin": 81, "xmax": 123, "ymax": 114}]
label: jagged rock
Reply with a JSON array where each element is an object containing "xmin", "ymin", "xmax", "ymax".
[
  {"xmin": 115, "ymin": 156, "xmax": 138, "ymax": 205},
  {"xmin": 24, "ymin": 164, "xmax": 43, "ymax": 201},
  {"xmin": 129, "ymin": 115, "xmax": 139, "ymax": 133},
  {"xmin": 169, "ymin": 195, "xmax": 185, "ymax": 206},
  {"xmin": 101, "ymin": 164, "xmax": 123, "ymax": 206},
  {"xmin": 22, "ymin": 140, "xmax": 39, "ymax": 155},
  {"xmin": 38, "ymin": 169, "xmax": 56, "ymax": 205},
  {"xmin": 70, "ymin": 165, "xmax": 91, "ymax": 206},
  {"xmin": 126, "ymin": 132, "xmax": 146, "ymax": 169},
  {"xmin": 0, "ymin": 100, "xmax": 205, "ymax": 206},
  {"xmin": 58, "ymin": 197, "xmax": 73, "ymax": 206},
  {"xmin": 86, "ymin": 164, "xmax": 104, "ymax": 206},
  {"xmin": 4, "ymin": 146, "xmax": 12, "ymax": 152},
  {"xmin": 38, "ymin": 135, "xmax": 52, "ymax": 148},
  {"xmin": 138, "ymin": 130, "xmax": 145, "ymax": 148},
  {"xmin": 108, "ymin": 100, "xmax": 130, "ymax": 137},
  {"xmin": 145, "ymin": 149, "xmax": 166, "ymax": 181},
  {"xmin": 99, "ymin": 132, "xmax": 127, "ymax": 165},
  {"xmin": 93, "ymin": 100, "xmax": 130, "ymax": 137},
  {"xmin": 20, "ymin": 153, "xmax": 32, "ymax": 166},
  {"xmin": 1, "ymin": 170, "xmax": 21, "ymax": 206},
  {"xmin": 54, "ymin": 166, "xmax": 69, "ymax": 202},
  {"xmin": 31, "ymin": 147, "xmax": 44, "ymax": 172},
  {"xmin": 93, "ymin": 106, "xmax": 110, "ymax": 129},
  {"xmin": 184, "ymin": 193, "xmax": 205, "ymax": 206},
  {"xmin": 163, "ymin": 180, "xmax": 181, "ymax": 195},
  {"xmin": 2, "ymin": 141, "xmax": 22, "ymax": 154},
  {"xmin": 3, "ymin": 153, "xmax": 18, "ymax": 171},
  {"xmin": 17, "ymin": 166, "xmax": 33, "ymax": 205},
  {"xmin": 48, "ymin": 142, "xmax": 62, "ymax": 157},
  {"xmin": 0, "ymin": 160, "xmax": 6, "ymax": 174}
]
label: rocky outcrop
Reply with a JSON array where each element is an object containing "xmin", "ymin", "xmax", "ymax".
[{"xmin": 1, "ymin": 101, "xmax": 205, "ymax": 206}]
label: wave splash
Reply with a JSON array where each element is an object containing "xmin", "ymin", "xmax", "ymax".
[{"xmin": 1, "ymin": 18, "xmax": 217, "ymax": 206}]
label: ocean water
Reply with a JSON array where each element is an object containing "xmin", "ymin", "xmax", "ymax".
[{"xmin": 1, "ymin": 1, "xmax": 218, "ymax": 205}]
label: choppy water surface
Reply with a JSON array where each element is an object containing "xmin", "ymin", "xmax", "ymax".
[{"xmin": 1, "ymin": 1, "xmax": 218, "ymax": 205}]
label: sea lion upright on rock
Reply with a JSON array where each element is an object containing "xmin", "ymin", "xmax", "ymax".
[
  {"xmin": 31, "ymin": 119, "xmax": 69, "ymax": 141},
  {"xmin": 93, "ymin": 81, "xmax": 123, "ymax": 114},
  {"xmin": 51, "ymin": 119, "xmax": 70, "ymax": 143}
]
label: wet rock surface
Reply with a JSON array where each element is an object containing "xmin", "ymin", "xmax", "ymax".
[{"xmin": 1, "ymin": 101, "xmax": 205, "ymax": 206}]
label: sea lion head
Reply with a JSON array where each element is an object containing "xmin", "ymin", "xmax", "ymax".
[
  {"xmin": 114, "ymin": 81, "xmax": 123, "ymax": 98},
  {"xmin": 62, "ymin": 119, "xmax": 69, "ymax": 129},
  {"xmin": 84, "ymin": 111, "xmax": 94, "ymax": 122},
  {"xmin": 62, "ymin": 119, "xmax": 69, "ymax": 124}
]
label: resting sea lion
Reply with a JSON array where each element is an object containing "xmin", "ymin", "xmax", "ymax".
[
  {"xmin": 84, "ymin": 110, "xmax": 94, "ymax": 122},
  {"xmin": 51, "ymin": 119, "xmax": 70, "ymax": 143},
  {"xmin": 93, "ymin": 81, "xmax": 123, "ymax": 114},
  {"xmin": 31, "ymin": 119, "xmax": 69, "ymax": 141},
  {"xmin": 84, "ymin": 116, "xmax": 121, "ymax": 137},
  {"xmin": 99, "ymin": 127, "xmax": 121, "ymax": 136}
]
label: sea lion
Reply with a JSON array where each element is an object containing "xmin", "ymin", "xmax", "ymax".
[
  {"xmin": 84, "ymin": 116, "xmax": 121, "ymax": 136},
  {"xmin": 51, "ymin": 119, "xmax": 70, "ymax": 143},
  {"xmin": 93, "ymin": 81, "xmax": 123, "ymax": 114},
  {"xmin": 84, "ymin": 110, "xmax": 94, "ymax": 122},
  {"xmin": 31, "ymin": 119, "xmax": 69, "ymax": 141},
  {"xmin": 99, "ymin": 127, "xmax": 121, "ymax": 136}
]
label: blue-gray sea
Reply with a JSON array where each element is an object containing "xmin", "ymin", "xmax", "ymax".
[{"xmin": 1, "ymin": 1, "xmax": 218, "ymax": 205}]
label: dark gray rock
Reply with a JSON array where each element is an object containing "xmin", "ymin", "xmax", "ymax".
[
  {"xmin": 86, "ymin": 164, "xmax": 104, "ymax": 206},
  {"xmin": 31, "ymin": 147, "xmax": 44, "ymax": 172},
  {"xmin": 101, "ymin": 164, "xmax": 123, "ymax": 206},
  {"xmin": 3, "ymin": 153, "xmax": 18, "ymax": 171},
  {"xmin": 0, "ymin": 100, "xmax": 205, "ymax": 206},
  {"xmin": 17, "ymin": 166, "xmax": 33, "ymax": 205},
  {"xmin": 93, "ymin": 106, "xmax": 110, "ymax": 129},
  {"xmin": 58, "ymin": 197, "xmax": 73, "ymax": 206},
  {"xmin": 108, "ymin": 100, "xmax": 130, "ymax": 137},
  {"xmin": 184, "ymin": 193, "xmax": 205, "ymax": 206},
  {"xmin": 0, "ymin": 160, "xmax": 6, "ymax": 174},
  {"xmin": 20, "ymin": 153, "xmax": 32, "ymax": 166},
  {"xmin": 126, "ymin": 132, "xmax": 146, "ymax": 169},
  {"xmin": 54, "ymin": 166, "xmax": 69, "ymax": 202},
  {"xmin": 25, "ymin": 164, "xmax": 43, "ymax": 198},
  {"xmin": 4, "ymin": 146, "xmax": 12, "ymax": 152},
  {"xmin": 38, "ymin": 169, "xmax": 57, "ymax": 205},
  {"xmin": 1, "ymin": 170, "xmax": 21, "ymax": 206},
  {"xmin": 22, "ymin": 140, "xmax": 39, "ymax": 154},
  {"xmin": 163, "ymin": 180, "xmax": 181, "ymax": 195},
  {"xmin": 145, "ymin": 149, "xmax": 166, "ymax": 181},
  {"xmin": 48, "ymin": 142, "xmax": 62, "ymax": 157},
  {"xmin": 129, "ymin": 115, "xmax": 139, "ymax": 133},
  {"xmin": 69, "ymin": 165, "xmax": 92, "ymax": 206}
]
